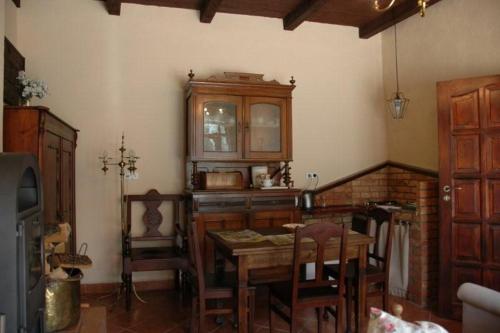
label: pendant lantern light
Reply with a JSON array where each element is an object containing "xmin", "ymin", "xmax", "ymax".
[{"xmin": 387, "ymin": 24, "xmax": 409, "ymax": 120}]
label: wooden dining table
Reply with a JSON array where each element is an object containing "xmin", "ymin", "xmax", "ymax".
[{"xmin": 207, "ymin": 227, "xmax": 375, "ymax": 333}]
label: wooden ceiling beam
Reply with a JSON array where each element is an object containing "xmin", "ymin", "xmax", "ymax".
[
  {"xmin": 106, "ymin": 0, "xmax": 121, "ymax": 16},
  {"xmin": 359, "ymin": 0, "xmax": 442, "ymax": 39},
  {"xmin": 200, "ymin": 0, "xmax": 223, "ymax": 23},
  {"xmin": 12, "ymin": 0, "xmax": 20, "ymax": 8},
  {"xmin": 283, "ymin": 0, "xmax": 330, "ymax": 31}
]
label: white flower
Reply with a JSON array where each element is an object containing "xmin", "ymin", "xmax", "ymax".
[{"xmin": 17, "ymin": 71, "xmax": 48, "ymax": 101}]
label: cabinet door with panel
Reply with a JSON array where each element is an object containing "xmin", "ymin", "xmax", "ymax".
[
  {"xmin": 42, "ymin": 132, "xmax": 61, "ymax": 226},
  {"xmin": 244, "ymin": 97, "xmax": 288, "ymax": 160},
  {"xmin": 60, "ymin": 138, "xmax": 75, "ymax": 229},
  {"xmin": 194, "ymin": 95, "xmax": 243, "ymax": 160},
  {"xmin": 250, "ymin": 210, "xmax": 296, "ymax": 229},
  {"xmin": 196, "ymin": 212, "xmax": 246, "ymax": 271}
]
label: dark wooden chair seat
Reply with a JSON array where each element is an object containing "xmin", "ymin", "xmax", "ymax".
[
  {"xmin": 269, "ymin": 222, "xmax": 349, "ymax": 333},
  {"xmin": 129, "ymin": 247, "xmax": 188, "ymax": 270},
  {"xmin": 122, "ymin": 190, "xmax": 189, "ymax": 310}
]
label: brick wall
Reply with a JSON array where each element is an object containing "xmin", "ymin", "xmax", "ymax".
[{"xmin": 314, "ymin": 165, "xmax": 439, "ymax": 308}]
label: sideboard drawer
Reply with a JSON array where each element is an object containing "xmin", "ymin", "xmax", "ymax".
[
  {"xmin": 197, "ymin": 197, "xmax": 247, "ymax": 212},
  {"xmin": 251, "ymin": 196, "xmax": 297, "ymax": 210}
]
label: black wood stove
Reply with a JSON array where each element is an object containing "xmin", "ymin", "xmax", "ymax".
[{"xmin": 0, "ymin": 153, "xmax": 45, "ymax": 333}]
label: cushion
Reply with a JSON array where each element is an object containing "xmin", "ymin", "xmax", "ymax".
[{"xmin": 367, "ymin": 308, "xmax": 448, "ymax": 333}]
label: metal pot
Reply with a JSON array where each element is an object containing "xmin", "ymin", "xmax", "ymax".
[
  {"xmin": 45, "ymin": 269, "xmax": 83, "ymax": 332},
  {"xmin": 301, "ymin": 191, "xmax": 315, "ymax": 211}
]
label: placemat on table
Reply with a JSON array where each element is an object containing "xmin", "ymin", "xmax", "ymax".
[
  {"xmin": 265, "ymin": 229, "xmax": 359, "ymax": 246},
  {"xmin": 213, "ymin": 229, "xmax": 265, "ymax": 243}
]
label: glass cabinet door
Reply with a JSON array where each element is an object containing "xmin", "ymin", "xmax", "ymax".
[
  {"xmin": 195, "ymin": 95, "xmax": 243, "ymax": 160},
  {"xmin": 245, "ymin": 97, "xmax": 287, "ymax": 159}
]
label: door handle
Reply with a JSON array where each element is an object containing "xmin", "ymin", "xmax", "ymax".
[
  {"xmin": 443, "ymin": 185, "xmax": 451, "ymax": 193},
  {"xmin": 443, "ymin": 195, "xmax": 451, "ymax": 202}
]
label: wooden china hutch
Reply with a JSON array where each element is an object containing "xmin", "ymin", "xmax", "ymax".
[{"xmin": 184, "ymin": 72, "xmax": 301, "ymax": 272}]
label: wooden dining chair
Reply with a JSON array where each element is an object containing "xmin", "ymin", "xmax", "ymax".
[
  {"xmin": 122, "ymin": 189, "xmax": 189, "ymax": 310},
  {"xmin": 325, "ymin": 208, "xmax": 395, "ymax": 332},
  {"xmin": 268, "ymin": 222, "xmax": 349, "ymax": 333},
  {"xmin": 187, "ymin": 221, "xmax": 255, "ymax": 333}
]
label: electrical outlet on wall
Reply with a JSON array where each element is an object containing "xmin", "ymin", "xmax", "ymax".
[{"xmin": 305, "ymin": 172, "xmax": 318, "ymax": 180}]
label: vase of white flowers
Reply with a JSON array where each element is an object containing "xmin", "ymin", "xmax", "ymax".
[{"xmin": 17, "ymin": 71, "xmax": 48, "ymax": 106}]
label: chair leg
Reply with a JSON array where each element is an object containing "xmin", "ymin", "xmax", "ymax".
[
  {"xmin": 290, "ymin": 309, "xmax": 299, "ymax": 333},
  {"xmin": 346, "ymin": 279, "xmax": 353, "ymax": 333},
  {"xmin": 174, "ymin": 269, "xmax": 180, "ymax": 291},
  {"xmin": 125, "ymin": 273, "xmax": 132, "ymax": 311},
  {"xmin": 316, "ymin": 308, "xmax": 323, "ymax": 333},
  {"xmin": 199, "ymin": 300, "xmax": 207, "ymax": 333},
  {"xmin": 248, "ymin": 290, "xmax": 255, "ymax": 333},
  {"xmin": 190, "ymin": 296, "xmax": 198, "ymax": 333},
  {"xmin": 269, "ymin": 290, "xmax": 274, "ymax": 333},
  {"xmin": 335, "ymin": 300, "xmax": 344, "ymax": 333},
  {"xmin": 383, "ymin": 282, "xmax": 390, "ymax": 312},
  {"xmin": 354, "ymin": 284, "xmax": 359, "ymax": 333}
]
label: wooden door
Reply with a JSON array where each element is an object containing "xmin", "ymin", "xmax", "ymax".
[
  {"xmin": 244, "ymin": 97, "xmax": 288, "ymax": 160},
  {"xmin": 194, "ymin": 95, "xmax": 243, "ymax": 160},
  {"xmin": 42, "ymin": 132, "xmax": 61, "ymax": 226},
  {"xmin": 438, "ymin": 74, "xmax": 500, "ymax": 319}
]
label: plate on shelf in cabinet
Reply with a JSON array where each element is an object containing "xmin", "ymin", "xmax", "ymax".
[
  {"xmin": 260, "ymin": 186, "xmax": 288, "ymax": 190},
  {"xmin": 282, "ymin": 223, "xmax": 305, "ymax": 232}
]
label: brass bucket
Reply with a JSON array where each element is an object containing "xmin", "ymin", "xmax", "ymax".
[{"xmin": 45, "ymin": 269, "xmax": 83, "ymax": 332}]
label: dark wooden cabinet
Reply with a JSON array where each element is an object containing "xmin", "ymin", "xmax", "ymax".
[
  {"xmin": 3, "ymin": 106, "xmax": 78, "ymax": 253},
  {"xmin": 185, "ymin": 72, "xmax": 299, "ymax": 273}
]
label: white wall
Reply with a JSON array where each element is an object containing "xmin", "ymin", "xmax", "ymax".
[
  {"xmin": 382, "ymin": 0, "xmax": 500, "ymax": 170},
  {"xmin": 15, "ymin": 0, "xmax": 386, "ymax": 283}
]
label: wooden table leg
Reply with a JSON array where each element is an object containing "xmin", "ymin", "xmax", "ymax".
[
  {"xmin": 237, "ymin": 255, "xmax": 249, "ymax": 333},
  {"xmin": 357, "ymin": 244, "xmax": 368, "ymax": 332}
]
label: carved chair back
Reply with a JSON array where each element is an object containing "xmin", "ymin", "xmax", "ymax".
[
  {"xmin": 124, "ymin": 189, "xmax": 184, "ymax": 250},
  {"xmin": 351, "ymin": 208, "xmax": 395, "ymax": 272},
  {"xmin": 291, "ymin": 222, "xmax": 348, "ymax": 303}
]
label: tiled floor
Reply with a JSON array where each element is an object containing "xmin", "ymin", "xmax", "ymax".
[{"xmin": 82, "ymin": 288, "xmax": 461, "ymax": 333}]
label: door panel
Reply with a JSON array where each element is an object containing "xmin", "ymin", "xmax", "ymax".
[
  {"xmin": 452, "ymin": 179, "xmax": 481, "ymax": 220},
  {"xmin": 438, "ymin": 75, "xmax": 500, "ymax": 319},
  {"xmin": 484, "ymin": 134, "xmax": 500, "ymax": 173},
  {"xmin": 451, "ymin": 266, "xmax": 481, "ymax": 303},
  {"xmin": 42, "ymin": 132, "xmax": 60, "ymax": 226},
  {"xmin": 452, "ymin": 223, "xmax": 481, "ymax": 262},
  {"xmin": 486, "ymin": 225, "xmax": 500, "ymax": 263},
  {"xmin": 450, "ymin": 90, "xmax": 480, "ymax": 130},
  {"xmin": 452, "ymin": 135, "xmax": 480, "ymax": 173},
  {"xmin": 484, "ymin": 269, "xmax": 500, "ymax": 291},
  {"xmin": 485, "ymin": 84, "xmax": 500, "ymax": 128},
  {"xmin": 486, "ymin": 180, "xmax": 500, "ymax": 219}
]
